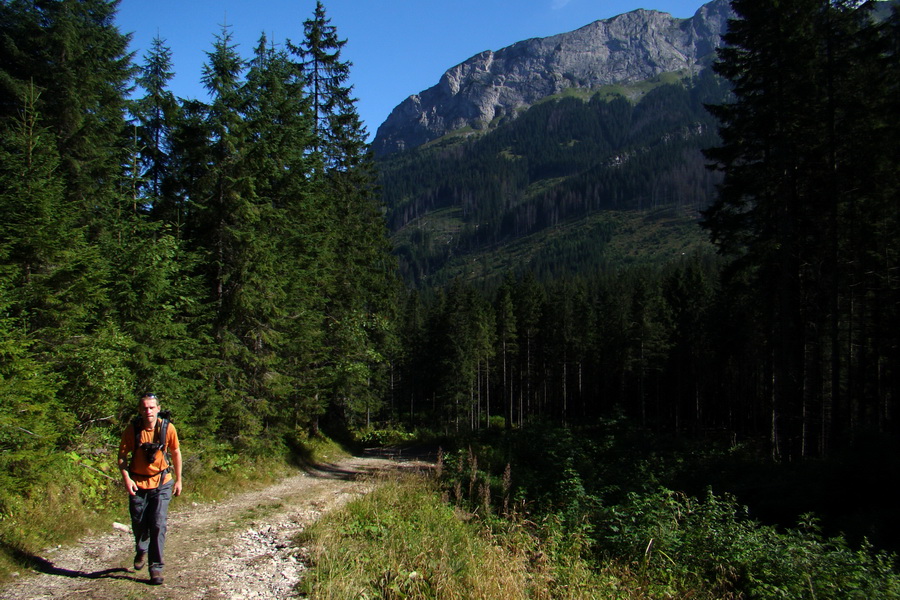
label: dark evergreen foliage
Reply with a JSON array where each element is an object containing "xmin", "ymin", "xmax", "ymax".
[
  {"xmin": 289, "ymin": 2, "xmax": 399, "ymax": 430},
  {"xmin": 0, "ymin": 0, "xmax": 396, "ymax": 512},
  {"xmin": 703, "ymin": 0, "xmax": 899, "ymax": 459},
  {"xmin": 391, "ymin": 258, "xmax": 726, "ymax": 434},
  {"xmin": 378, "ymin": 69, "xmax": 729, "ymax": 286},
  {"xmin": 384, "ymin": 0, "xmax": 898, "ymax": 470}
]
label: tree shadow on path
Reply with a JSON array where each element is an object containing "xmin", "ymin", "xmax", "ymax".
[
  {"xmin": 299, "ymin": 449, "xmax": 437, "ymax": 480},
  {"xmin": 2, "ymin": 540, "xmax": 141, "ymax": 583},
  {"xmin": 301, "ymin": 461, "xmax": 374, "ymax": 480}
]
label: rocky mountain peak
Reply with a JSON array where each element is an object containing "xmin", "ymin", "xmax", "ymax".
[{"xmin": 373, "ymin": 0, "xmax": 732, "ymax": 157}]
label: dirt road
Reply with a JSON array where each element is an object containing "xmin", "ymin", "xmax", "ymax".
[{"xmin": 1, "ymin": 454, "xmax": 428, "ymax": 600}]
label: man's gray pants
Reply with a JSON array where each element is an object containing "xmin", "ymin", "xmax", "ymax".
[{"xmin": 129, "ymin": 480, "xmax": 173, "ymax": 571}]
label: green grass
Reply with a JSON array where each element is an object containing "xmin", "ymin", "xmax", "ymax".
[
  {"xmin": 296, "ymin": 474, "xmax": 568, "ymax": 599},
  {"xmin": 0, "ymin": 454, "xmax": 125, "ymax": 579},
  {"xmin": 298, "ymin": 469, "xmax": 900, "ymax": 599},
  {"xmin": 298, "ymin": 470, "xmax": 793, "ymax": 599}
]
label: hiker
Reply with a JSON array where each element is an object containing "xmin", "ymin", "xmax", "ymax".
[{"xmin": 117, "ymin": 393, "xmax": 182, "ymax": 586}]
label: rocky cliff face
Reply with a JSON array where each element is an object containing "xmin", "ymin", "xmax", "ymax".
[{"xmin": 372, "ymin": 0, "xmax": 732, "ymax": 157}]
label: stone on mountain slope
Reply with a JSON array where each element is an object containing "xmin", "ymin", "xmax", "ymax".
[{"xmin": 372, "ymin": 0, "xmax": 732, "ymax": 156}]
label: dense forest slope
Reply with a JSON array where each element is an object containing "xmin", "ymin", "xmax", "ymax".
[
  {"xmin": 381, "ymin": 0, "xmax": 899, "ymax": 469},
  {"xmin": 378, "ymin": 69, "xmax": 729, "ymax": 286},
  {"xmin": 374, "ymin": 0, "xmax": 738, "ymax": 288}
]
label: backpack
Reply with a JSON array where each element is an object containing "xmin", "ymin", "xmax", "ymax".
[{"xmin": 129, "ymin": 410, "xmax": 173, "ymax": 480}]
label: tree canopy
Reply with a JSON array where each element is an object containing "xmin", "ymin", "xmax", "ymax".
[{"xmin": 0, "ymin": 0, "xmax": 397, "ymax": 512}]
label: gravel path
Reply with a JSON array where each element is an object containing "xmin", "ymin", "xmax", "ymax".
[{"xmin": 1, "ymin": 454, "xmax": 429, "ymax": 600}]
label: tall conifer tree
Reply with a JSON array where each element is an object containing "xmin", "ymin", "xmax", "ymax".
[
  {"xmin": 132, "ymin": 36, "xmax": 178, "ymax": 211},
  {"xmin": 29, "ymin": 0, "xmax": 131, "ymax": 234},
  {"xmin": 291, "ymin": 1, "xmax": 397, "ymax": 426},
  {"xmin": 193, "ymin": 23, "xmax": 268, "ymax": 442},
  {"xmin": 703, "ymin": 0, "xmax": 891, "ymax": 457},
  {"xmin": 495, "ymin": 276, "xmax": 519, "ymax": 428},
  {"xmin": 242, "ymin": 33, "xmax": 328, "ymax": 432}
]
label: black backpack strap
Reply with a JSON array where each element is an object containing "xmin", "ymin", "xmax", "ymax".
[
  {"xmin": 158, "ymin": 418, "xmax": 167, "ymax": 451},
  {"xmin": 158, "ymin": 414, "xmax": 173, "ymax": 477},
  {"xmin": 129, "ymin": 416, "xmax": 142, "ymax": 471}
]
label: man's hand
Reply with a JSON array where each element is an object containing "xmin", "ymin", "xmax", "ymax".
[
  {"xmin": 119, "ymin": 456, "xmax": 138, "ymax": 496},
  {"xmin": 172, "ymin": 447, "xmax": 183, "ymax": 497},
  {"xmin": 123, "ymin": 475, "xmax": 138, "ymax": 496}
]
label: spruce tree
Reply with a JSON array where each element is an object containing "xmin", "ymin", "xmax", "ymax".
[
  {"xmin": 192, "ymin": 23, "xmax": 269, "ymax": 443},
  {"xmin": 289, "ymin": 0, "xmax": 349, "ymax": 164},
  {"xmin": 166, "ymin": 99, "xmax": 211, "ymax": 239},
  {"xmin": 19, "ymin": 0, "xmax": 132, "ymax": 233},
  {"xmin": 131, "ymin": 36, "xmax": 178, "ymax": 211},
  {"xmin": 0, "ymin": 84, "xmax": 71, "ymax": 297},
  {"xmin": 495, "ymin": 276, "xmax": 519, "ymax": 428},
  {"xmin": 513, "ymin": 273, "xmax": 544, "ymax": 425},
  {"xmin": 291, "ymin": 1, "xmax": 398, "ymax": 427},
  {"xmin": 0, "ymin": 275, "xmax": 70, "ymax": 507},
  {"xmin": 0, "ymin": 83, "xmax": 73, "ymax": 454},
  {"xmin": 242, "ymin": 33, "xmax": 328, "ymax": 433},
  {"xmin": 0, "ymin": 77, "xmax": 128, "ymax": 426},
  {"xmin": 703, "ymin": 0, "xmax": 891, "ymax": 456}
]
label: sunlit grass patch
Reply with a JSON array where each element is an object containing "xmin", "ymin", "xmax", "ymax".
[{"xmin": 297, "ymin": 475, "xmax": 536, "ymax": 599}]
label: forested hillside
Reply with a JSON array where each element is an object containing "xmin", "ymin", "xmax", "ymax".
[
  {"xmin": 371, "ymin": 6, "xmax": 900, "ymax": 587},
  {"xmin": 0, "ymin": 0, "xmax": 395, "ymax": 529},
  {"xmin": 384, "ymin": 0, "xmax": 899, "ymax": 465},
  {"xmin": 379, "ymin": 69, "xmax": 729, "ymax": 287}
]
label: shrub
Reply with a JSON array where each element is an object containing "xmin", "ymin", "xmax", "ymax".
[
  {"xmin": 354, "ymin": 425, "xmax": 417, "ymax": 447},
  {"xmin": 597, "ymin": 488, "xmax": 900, "ymax": 599},
  {"xmin": 297, "ymin": 475, "xmax": 537, "ymax": 599}
]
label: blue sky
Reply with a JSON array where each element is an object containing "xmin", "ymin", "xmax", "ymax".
[{"xmin": 115, "ymin": 0, "xmax": 708, "ymax": 139}]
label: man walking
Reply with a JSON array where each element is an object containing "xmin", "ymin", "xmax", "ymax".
[{"xmin": 117, "ymin": 393, "xmax": 182, "ymax": 585}]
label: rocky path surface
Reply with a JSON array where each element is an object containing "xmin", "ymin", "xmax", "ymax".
[{"xmin": 1, "ymin": 454, "xmax": 430, "ymax": 600}]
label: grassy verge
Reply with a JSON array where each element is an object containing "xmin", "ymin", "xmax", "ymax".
[
  {"xmin": 429, "ymin": 428, "xmax": 900, "ymax": 600},
  {"xmin": 283, "ymin": 462, "xmax": 900, "ymax": 599},
  {"xmin": 296, "ymin": 473, "xmax": 615, "ymax": 599}
]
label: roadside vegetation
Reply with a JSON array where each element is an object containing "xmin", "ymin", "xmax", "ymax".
[
  {"xmin": 298, "ymin": 424, "xmax": 900, "ymax": 599},
  {"xmin": 297, "ymin": 476, "xmax": 545, "ymax": 599}
]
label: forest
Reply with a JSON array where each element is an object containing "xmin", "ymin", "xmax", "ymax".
[
  {"xmin": 1, "ymin": 0, "xmax": 899, "ymax": 595},
  {"xmin": 378, "ymin": 70, "xmax": 728, "ymax": 286},
  {"xmin": 380, "ymin": 0, "xmax": 900, "ymax": 568},
  {"xmin": 0, "ymin": 0, "xmax": 397, "ymax": 522},
  {"xmin": 387, "ymin": 0, "xmax": 899, "ymax": 463}
]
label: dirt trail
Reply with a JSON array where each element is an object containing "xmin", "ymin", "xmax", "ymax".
[{"xmin": 1, "ymin": 453, "xmax": 430, "ymax": 600}]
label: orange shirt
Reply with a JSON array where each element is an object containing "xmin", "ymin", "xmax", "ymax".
[{"xmin": 119, "ymin": 421, "xmax": 179, "ymax": 490}]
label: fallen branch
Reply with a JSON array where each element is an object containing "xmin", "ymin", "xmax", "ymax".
[{"xmin": 77, "ymin": 461, "xmax": 117, "ymax": 482}]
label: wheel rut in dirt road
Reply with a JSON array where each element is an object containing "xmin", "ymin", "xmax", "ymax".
[{"xmin": 1, "ymin": 454, "xmax": 431, "ymax": 600}]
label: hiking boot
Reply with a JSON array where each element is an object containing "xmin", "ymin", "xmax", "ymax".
[
  {"xmin": 149, "ymin": 568, "xmax": 164, "ymax": 585},
  {"xmin": 133, "ymin": 550, "xmax": 146, "ymax": 570}
]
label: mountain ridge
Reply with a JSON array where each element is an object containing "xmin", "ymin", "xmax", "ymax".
[{"xmin": 373, "ymin": 0, "xmax": 733, "ymax": 156}]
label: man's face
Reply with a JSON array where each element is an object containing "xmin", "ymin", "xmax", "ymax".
[{"xmin": 139, "ymin": 397, "xmax": 160, "ymax": 427}]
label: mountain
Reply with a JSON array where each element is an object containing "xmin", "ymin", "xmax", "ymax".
[
  {"xmin": 377, "ymin": 68, "xmax": 730, "ymax": 287},
  {"xmin": 373, "ymin": 0, "xmax": 733, "ymax": 157}
]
